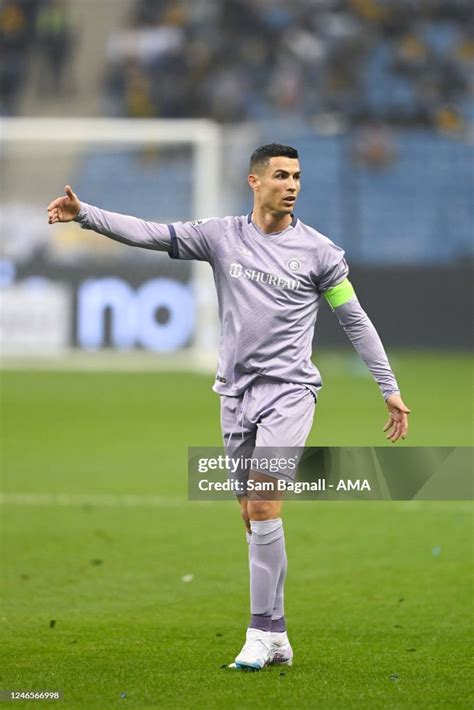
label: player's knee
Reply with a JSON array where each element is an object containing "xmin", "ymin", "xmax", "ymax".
[
  {"xmin": 247, "ymin": 499, "xmax": 278, "ymax": 520},
  {"xmin": 239, "ymin": 498, "xmax": 251, "ymax": 532},
  {"xmin": 240, "ymin": 505, "xmax": 249, "ymax": 524}
]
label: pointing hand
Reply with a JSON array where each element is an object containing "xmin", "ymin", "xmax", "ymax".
[{"xmin": 47, "ymin": 185, "xmax": 80, "ymax": 224}]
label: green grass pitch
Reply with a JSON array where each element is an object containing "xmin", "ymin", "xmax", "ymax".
[{"xmin": 1, "ymin": 351, "xmax": 473, "ymax": 709}]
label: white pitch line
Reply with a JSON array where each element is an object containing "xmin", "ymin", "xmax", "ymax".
[
  {"xmin": 0, "ymin": 351, "xmax": 216, "ymax": 373},
  {"xmin": 0, "ymin": 493, "xmax": 470, "ymax": 511},
  {"xmin": 0, "ymin": 492, "xmax": 207, "ymax": 508}
]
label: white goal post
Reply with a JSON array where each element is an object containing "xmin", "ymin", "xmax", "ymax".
[{"xmin": 0, "ymin": 117, "xmax": 221, "ymax": 368}]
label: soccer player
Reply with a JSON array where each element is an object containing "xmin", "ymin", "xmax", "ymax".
[{"xmin": 47, "ymin": 143, "xmax": 410, "ymax": 671}]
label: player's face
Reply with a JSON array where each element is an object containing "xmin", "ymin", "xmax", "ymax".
[{"xmin": 250, "ymin": 157, "xmax": 301, "ymax": 215}]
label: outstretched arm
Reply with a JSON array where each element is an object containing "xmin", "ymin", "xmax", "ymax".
[
  {"xmin": 324, "ymin": 279, "xmax": 410, "ymax": 443},
  {"xmin": 47, "ymin": 186, "xmax": 172, "ymax": 251}
]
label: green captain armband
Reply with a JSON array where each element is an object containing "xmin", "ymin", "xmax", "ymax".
[{"xmin": 323, "ymin": 279, "xmax": 356, "ymax": 309}]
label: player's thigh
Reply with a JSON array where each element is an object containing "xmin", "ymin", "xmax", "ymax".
[
  {"xmin": 220, "ymin": 394, "xmax": 240, "ymax": 445},
  {"xmin": 220, "ymin": 394, "xmax": 256, "ymax": 497},
  {"xmin": 249, "ymin": 383, "xmax": 316, "ymax": 505},
  {"xmin": 220, "ymin": 394, "xmax": 257, "ymax": 446},
  {"xmin": 256, "ymin": 383, "xmax": 316, "ymax": 448}
]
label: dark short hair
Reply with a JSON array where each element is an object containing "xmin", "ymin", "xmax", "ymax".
[{"xmin": 250, "ymin": 143, "xmax": 299, "ymax": 172}]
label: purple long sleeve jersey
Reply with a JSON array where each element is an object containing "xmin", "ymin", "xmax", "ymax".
[{"xmin": 76, "ymin": 203, "xmax": 400, "ymax": 399}]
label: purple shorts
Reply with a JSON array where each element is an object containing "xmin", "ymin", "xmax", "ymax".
[{"xmin": 220, "ymin": 378, "xmax": 316, "ymax": 494}]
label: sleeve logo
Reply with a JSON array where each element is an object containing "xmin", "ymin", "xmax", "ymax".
[{"xmin": 189, "ymin": 218, "xmax": 212, "ymax": 226}]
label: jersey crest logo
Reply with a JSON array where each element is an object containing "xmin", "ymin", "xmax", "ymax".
[{"xmin": 288, "ymin": 259, "xmax": 300, "ymax": 272}]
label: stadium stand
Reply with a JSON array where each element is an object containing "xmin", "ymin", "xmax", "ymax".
[
  {"xmin": 103, "ymin": 0, "xmax": 473, "ymax": 129},
  {"xmin": 0, "ymin": 0, "xmax": 76, "ymax": 113},
  {"xmin": 0, "ymin": 0, "xmax": 42, "ymax": 114}
]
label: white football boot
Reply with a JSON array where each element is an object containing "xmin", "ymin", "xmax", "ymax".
[
  {"xmin": 268, "ymin": 631, "xmax": 293, "ymax": 666},
  {"xmin": 233, "ymin": 628, "xmax": 273, "ymax": 670}
]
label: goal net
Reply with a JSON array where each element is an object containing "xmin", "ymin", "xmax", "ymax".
[{"xmin": 0, "ymin": 118, "xmax": 221, "ymax": 369}]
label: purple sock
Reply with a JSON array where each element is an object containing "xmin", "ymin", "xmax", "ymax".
[
  {"xmin": 249, "ymin": 613, "xmax": 272, "ymax": 632},
  {"xmin": 271, "ymin": 616, "xmax": 286, "ymax": 633}
]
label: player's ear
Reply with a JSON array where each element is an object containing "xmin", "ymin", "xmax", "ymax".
[{"xmin": 248, "ymin": 173, "xmax": 260, "ymax": 191}]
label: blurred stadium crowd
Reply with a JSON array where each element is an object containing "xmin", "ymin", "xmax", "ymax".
[
  {"xmin": 103, "ymin": 0, "xmax": 473, "ymax": 130},
  {"xmin": 0, "ymin": 0, "xmax": 74, "ymax": 113},
  {"xmin": 1, "ymin": 0, "xmax": 472, "ymax": 129}
]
